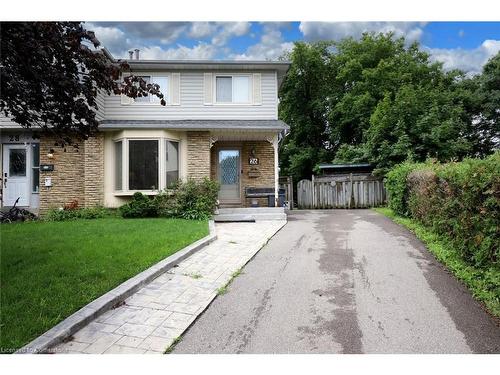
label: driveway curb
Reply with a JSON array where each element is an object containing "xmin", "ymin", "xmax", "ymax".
[{"xmin": 16, "ymin": 220, "xmax": 217, "ymax": 354}]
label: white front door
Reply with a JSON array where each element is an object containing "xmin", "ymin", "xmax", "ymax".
[{"xmin": 2, "ymin": 144, "xmax": 30, "ymax": 206}]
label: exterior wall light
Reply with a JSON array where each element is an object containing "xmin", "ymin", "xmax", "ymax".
[{"xmin": 47, "ymin": 149, "xmax": 55, "ymax": 159}]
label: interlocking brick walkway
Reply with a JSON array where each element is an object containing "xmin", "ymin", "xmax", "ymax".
[{"xmin": 53, "ymin": 220, "xmax": 286, "ymax": 354}]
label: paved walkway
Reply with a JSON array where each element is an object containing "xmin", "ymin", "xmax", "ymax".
[
  {"xmin": 53, "ymin": 220, "xmax": 286, "ymax": 354},
  {"xmin": 174, "ymin": 210, "xmax": 500, "ymax": 354}
]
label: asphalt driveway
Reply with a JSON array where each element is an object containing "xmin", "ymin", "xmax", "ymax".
[{"xmin": 173, "ymin": 210, "xmax": 500, "ymax": 354}]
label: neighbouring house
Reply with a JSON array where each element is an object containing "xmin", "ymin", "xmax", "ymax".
[{"xmin": 0, "ymin": 50, "xmax": 291, "ymax": 213}]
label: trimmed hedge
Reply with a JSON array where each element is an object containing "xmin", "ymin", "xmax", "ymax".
[{"xmin": 385, "ymin": 153, "xmax": 499, "ymax": 268}]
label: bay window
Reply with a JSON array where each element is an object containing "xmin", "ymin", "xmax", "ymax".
[
  {"xmin": 114, "ymin": 138, "xmax": 179, "ymax": 192},
  {"xmin": 215, "ymin": 75, "xmax": 251, "ymax": 103},
  {"xmin": 165, "ymin": 140, "xmax": 179, "ymax": 188},
  {"xmin": 129, "ymin": 140, "xmax": 159, "ymax": 190}
]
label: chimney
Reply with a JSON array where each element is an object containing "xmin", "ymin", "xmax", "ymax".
[
  {"xmin": 128, "ymin": 50, "xmax": 134, "ymax": 60},
  {"xmin": 134, "ymin": 49, "xmax": 140, "ymax": 60}
]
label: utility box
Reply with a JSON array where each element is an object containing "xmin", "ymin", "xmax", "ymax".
[{"xmin": 267, "ymin": 189, "xmax": 286, "ymax": 207}]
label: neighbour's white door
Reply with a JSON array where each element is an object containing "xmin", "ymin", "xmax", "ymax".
[{"xmin": 2, "ymin": 144, "xmax": 30, "ymax": 206}]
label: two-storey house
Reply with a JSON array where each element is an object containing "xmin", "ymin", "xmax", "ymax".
[{"xmin": 0, "ymin": 50, "xmax": 290, "ymax": 213}]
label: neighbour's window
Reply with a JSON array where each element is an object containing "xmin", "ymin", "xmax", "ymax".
[
  {"xmin": 115, "ymin": 141, "xmax": 122, "ymax": 190},
  {"xmin": 32, "ymin": 143, "xmax": 40, "ymax": 193},
  {"xmin": 165, "ymin": 140, "xmax": 179, "ymax": 188},
  {"xmin": 128, "ymin": 140, "xmax": 159, "ymax": 190},
  {"xmin": 215, "ymin": 75, "xmax": 250, "ymax": 103},
  {"xmin": 134, "ymin": 76, "xmax": 151, "ymax": 103}
]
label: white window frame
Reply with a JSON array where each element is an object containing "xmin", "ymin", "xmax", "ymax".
[
  {"xmin": 31, "ymin": 142, "xmax": 40, "ymax": 194},
  {"xmin": 213, "ymin": 74, "xmax": 252, "ymax": 105},
  {"xmin": 125, "ymin": 74, "xmax": 171, "ymax": 106},
  {"xmin": 113, "ymin": 137, "xmax": 181, "ymax": 194}
]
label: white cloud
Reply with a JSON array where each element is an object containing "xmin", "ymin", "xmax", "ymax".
[
  {"xmin": 426, "ymin": 39, "xmax": 500, "ymax": 74},
  {"xmin": 86, "ymin": 22, "xmax": 127, "ymax": 54},
  {"xmin": 188, "ymin": 22, "xmax": 218, "ymax": 39},
  {"xmin": 136, "ymin": 43, "xmax": 217, "ymax": 60},
  {"xmin": 211, "ymin": 22, "xmax": 251, "ymax": 46},
  {"xmin": 299, "ymin": 22, "xmax": 426, "ymax": 43},
  {"xmin": 231, "ymin": 24, "xmax": 293, "ymax": 60}
]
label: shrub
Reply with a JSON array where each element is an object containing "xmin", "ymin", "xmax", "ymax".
[
  {"xmin": 166, "ymin": 178, "xmax": 220, "ymax": 220},
  {"xmin": 385, "ymin": 161, "xmax": 424, "ymax": 216},
  {"xmin": 119, "ymin": 179, "xmax": 220, "ymax": 220},
  {"xmin": 119, "ymin": 192, "xmax": 158, "ymax": 218},
  {"xmin": 44, "ymin": 206, "xmax": 109, "ymax": 221},
  {"xmin": 385, "ymin": 153, "xmax": 500, "ymax": 268}
]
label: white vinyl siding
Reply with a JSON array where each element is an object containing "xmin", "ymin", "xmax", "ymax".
[{"xmin": 107, "ymin": 71, "xmax": 277, "ymax": 120}]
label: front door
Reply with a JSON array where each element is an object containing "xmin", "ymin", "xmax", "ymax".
[
  {"xmin": 218, "ymin": 149, "xmax": 241, "ymax": 204},
  {"xmin": 2, "ymin": 144, "xmax": 30, "ymax": 206}
]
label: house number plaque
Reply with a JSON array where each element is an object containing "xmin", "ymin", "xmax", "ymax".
[{"xmin": 249, "ymin": 157, "xmax": 259, "ymax": 165}]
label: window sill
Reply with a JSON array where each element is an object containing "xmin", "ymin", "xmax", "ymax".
[{"xmin": 113, "ymin": 190, "xmax": 160, "ymax": 196}]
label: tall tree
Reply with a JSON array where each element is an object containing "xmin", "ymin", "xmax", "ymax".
[
  {"xmin": 279, "ymin": 41, "xmax": 334, "ymax": 181},
  {"xmin": 0, "ymin": 22, "xmax": 165, "ymax": 146},
  {"xmin": 279, "ymin": 33, "xmax": 498, "ymax": 180}
]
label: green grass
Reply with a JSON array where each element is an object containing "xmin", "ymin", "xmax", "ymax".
[
  {"xmin": 374, "ymin": 207, "xmax": 500, "ymax": 318},
  {"xmin": 0, "ymin": 218, "xmax": 208, "ymax": 352},
  {"xmin": 217, "ymin": 268, "xmax": 244, "ymax": 295}
]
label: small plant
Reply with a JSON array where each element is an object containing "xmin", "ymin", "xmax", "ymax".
[
  {"xmin": 164, "ymin": 336, "xmax": 182, "ymax": 354},
  {"xmin": 119, "ymin": 192, "xmax": 158, "ymax": 218},
  {"xmin": 217, "ymin": 268, "xmax": 244, "ymax": 295},
  {"xmin": 183, "ymin": 272, "xmax": 202, "ymax": 279},
  {"xmin": 44, "ymin": 206, "xmax": 109, "ymax": 221}
]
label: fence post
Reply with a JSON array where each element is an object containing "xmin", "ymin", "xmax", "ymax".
[{"xmin": 311, "ymin": 174, "xmax": 316, "ymax": 209}]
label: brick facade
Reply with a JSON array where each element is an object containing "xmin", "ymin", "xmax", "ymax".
[
  {"xmin": 210, "ymin": 140, "xmax": 275, "ymax": 207},
  {"xmin": 39, "ymin": 134, "xmax": 104, "ymax": 213},
  {"xmin": 187, "ymin": 131, "xmax": 211, "ymax": 181}
]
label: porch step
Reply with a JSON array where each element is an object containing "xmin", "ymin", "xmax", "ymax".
[{"xmin": 214, "ymin": 207, "xmax": 286, "ymax": 222}]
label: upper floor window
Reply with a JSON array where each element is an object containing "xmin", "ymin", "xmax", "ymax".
[
  {"xmin": 132, "ymin": 75, "xmax": 169, "ymax": 104},
  {"xmin": 215, "ymin": 75, "xmax": 250, "ymax": 104}
]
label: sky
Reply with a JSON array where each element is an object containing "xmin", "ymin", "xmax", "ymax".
[{"xmin": 87, "ymin": 22, "xmax": 500, "ymax": 74}]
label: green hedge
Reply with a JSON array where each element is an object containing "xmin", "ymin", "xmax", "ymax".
[{"xmin": 385, "ymin": 153, "xmax": 499, "ymax": 268}]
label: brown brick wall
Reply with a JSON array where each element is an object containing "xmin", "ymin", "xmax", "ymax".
[
  {"xmin": 83, "ymin": 133, "xmax": 104, "ymax": 207},
  {"xmin": 187, "ymin": 131, "xmax": 211, "ymax": 181},
  {"xmin": 39, "ymin": 134, "xmax": 104, "ymax": 213},
  {"xmin": 211, "ymin": 141, "xmax": 276, "ymax": 207}
]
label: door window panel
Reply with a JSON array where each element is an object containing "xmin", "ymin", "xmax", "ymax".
[{"xmin": 9, "ymin": 149, "xmax": 26, "ymax": 176}]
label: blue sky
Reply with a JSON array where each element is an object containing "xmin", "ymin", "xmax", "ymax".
[{"xmin": 89, "ymin": 22, "xmax": 500, "ymax": 73}]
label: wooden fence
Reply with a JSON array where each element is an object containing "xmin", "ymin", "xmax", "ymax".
[{"xmin": 297, "ymin": 176, "xmax": 386, "ymax": 209}]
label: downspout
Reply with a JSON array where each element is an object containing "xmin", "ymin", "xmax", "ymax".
[{"xmin": 274, "ymin": 129, "xmax": 288, "ymax": 207}]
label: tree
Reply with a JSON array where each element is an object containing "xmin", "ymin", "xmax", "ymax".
[
  {"xmin": 0, "ymin": 22, "xmax": 165, "ymax": 147},
  {"xmin": 278, "ymin": 41, "xmax": 335, "ymax": 181},
  {"xmin": 468, "ymin": 52, "xmax": 500, "ymax": 155},
  {"xmin": 279, "ymin": 33, "xmax": 498, "ymax": 180}
]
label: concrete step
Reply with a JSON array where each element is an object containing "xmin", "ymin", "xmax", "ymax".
[
  {"xmin": 217, "ymin": 207, "xmax": 285, "ymax": 215},
  {"xmin": 214, "ymin": 210, "xmax": 287, "ymax": 222}
]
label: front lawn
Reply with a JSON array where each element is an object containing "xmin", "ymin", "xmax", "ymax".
[{"xmin": 0, "ymin": 218, "xmax": 208, "ymax": 352}]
